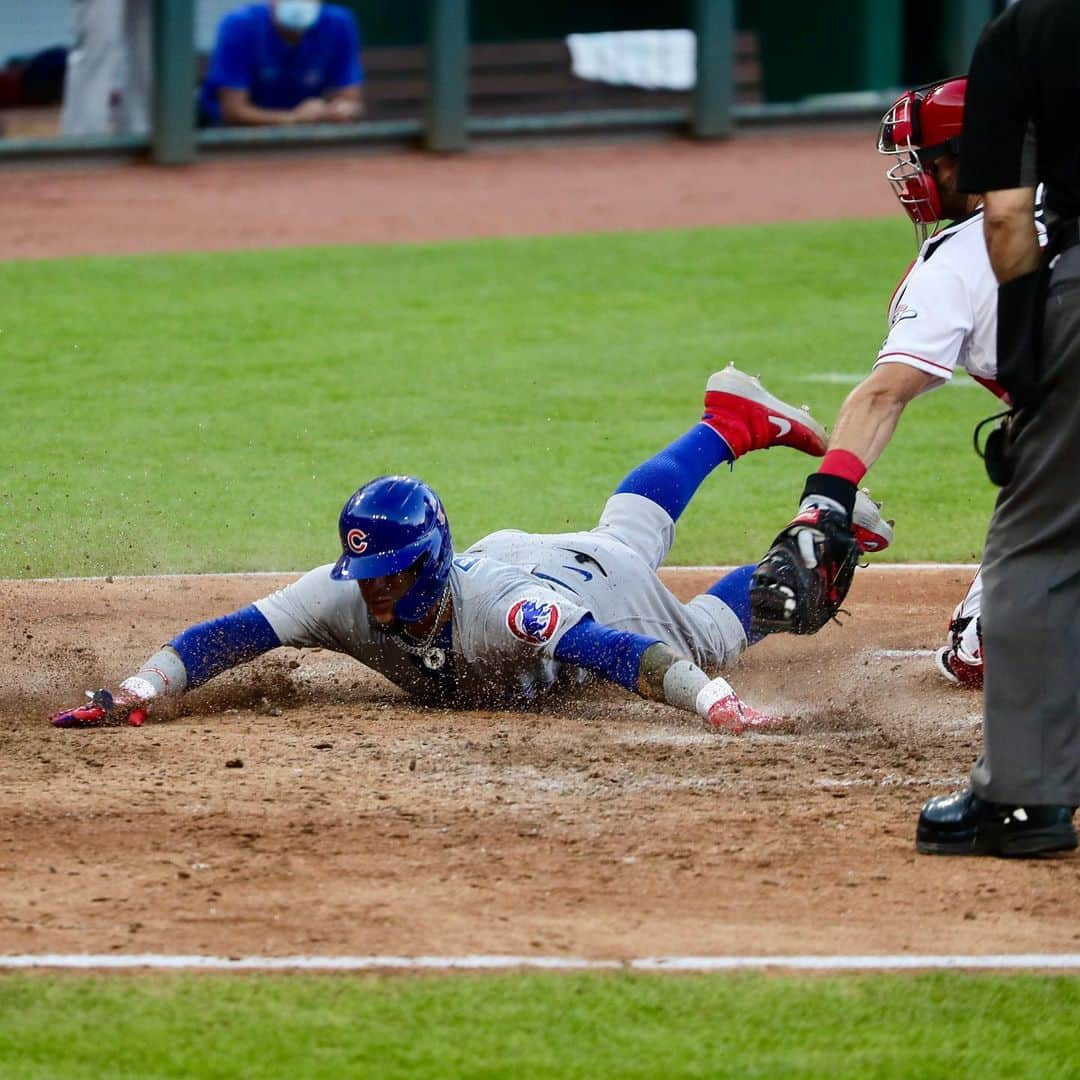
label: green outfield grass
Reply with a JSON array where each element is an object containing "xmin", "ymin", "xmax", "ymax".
[
  {"xmin": 1, "ymin": 971, "xmax": 1077, "ymax": 1078},
  {"xmin": 1, "ymin": 218, "xmax": 996, "ymax": 579}
]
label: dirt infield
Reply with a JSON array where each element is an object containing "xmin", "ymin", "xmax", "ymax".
[
  {"xmin": 2, "ymin": 567, "xmax": 1077, "ymax": 960},
  {"xmin": 3, "ymin": 134, "xmax": 1076, "ymax": 963}
]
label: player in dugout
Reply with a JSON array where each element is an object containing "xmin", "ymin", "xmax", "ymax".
[
  {"xmin": 49, "ymin": 369, "xmax": 891, "ymax": 732},
  {"xmin": 198, "ymin": 1, "xmax": 364, "ymax": 127}
]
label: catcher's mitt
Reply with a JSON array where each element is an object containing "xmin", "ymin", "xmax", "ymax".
[{"xmin": 750, "ymin": 506, "xmax": 860, "ymax": 635}]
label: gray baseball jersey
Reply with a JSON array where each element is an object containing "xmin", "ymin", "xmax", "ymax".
[{"xmin": 255, "ymin": 493, "xmax": 746, "ymax": 707}]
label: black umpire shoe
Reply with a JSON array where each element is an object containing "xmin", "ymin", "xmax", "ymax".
[{"xmin": 916, "ymin": 788, "xmax": 1077, "ymax": 857}]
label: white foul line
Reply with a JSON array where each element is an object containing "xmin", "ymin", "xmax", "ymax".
[
  {"xmin": 1, "ymin": 953, "xmax": 1079, "ymax": 973},
  {"xmin": 873, "ymin": 649, "xmax": 937, "ymax": 658}
]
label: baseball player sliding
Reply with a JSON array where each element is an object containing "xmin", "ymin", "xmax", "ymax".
[
  {"xmin": 751, "ymin": 76, "xmax": 1042, "ymax": 688},
  {"xmin": 50, "ymin": 367, "xmax": 890, "ymax": 732}
]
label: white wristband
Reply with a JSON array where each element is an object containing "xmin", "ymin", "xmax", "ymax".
[
  {"xmin": 119, "ymin": 675, "xmax": 158, "ymax": 702},
  {"xmin": 695, "ymin": 675, "xmax": 737, "ymax": 719}
]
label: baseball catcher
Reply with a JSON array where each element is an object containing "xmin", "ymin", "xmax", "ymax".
[
  {"xmin": 751, "ymin": 76, "xmax": 1043, "ymax": 687},
  {"xmin": 50, "ymin": 366, "xmax": 891, "ymax": 733}
]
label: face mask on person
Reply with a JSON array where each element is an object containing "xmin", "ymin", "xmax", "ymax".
[{"xmin": 274, "ymin": 1, "xmax": 322, "ymax": 32}]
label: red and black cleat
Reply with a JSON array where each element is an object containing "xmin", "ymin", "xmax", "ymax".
[{"xmin": 934, "ymin": 614, "xmax": 984, "ymax": 690}]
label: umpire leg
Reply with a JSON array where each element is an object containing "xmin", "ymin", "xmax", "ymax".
[{"xmin": 971, "ymin": 246, "xmax": 1080, "ymax": 807}]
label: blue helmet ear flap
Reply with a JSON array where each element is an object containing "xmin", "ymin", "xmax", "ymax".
[
  {"xmin": 331, "ymin": 475, "xmax": 454, "ymax": 623},
  {"xmin": 393, "ymin": 543, "xmax": 453, "ymax": 624}
]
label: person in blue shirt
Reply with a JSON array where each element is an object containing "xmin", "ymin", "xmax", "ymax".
[{"xmin": 198, "ymin": 1, "xmax": 364, "ymax": 127}]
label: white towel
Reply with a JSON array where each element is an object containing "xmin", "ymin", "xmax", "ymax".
[{"xmin": 566, "ymin": 30, "xmax": 696, "ymax": 92}]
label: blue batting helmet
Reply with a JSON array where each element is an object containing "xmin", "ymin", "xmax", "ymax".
[{"xmin": 331, "ymin": 475, "xmax": 454, "ymax": 623}]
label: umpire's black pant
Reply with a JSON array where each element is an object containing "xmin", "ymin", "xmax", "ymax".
[{"xmin": 973, "ymin": 244, "xmax": 1080, "ymax": 806}]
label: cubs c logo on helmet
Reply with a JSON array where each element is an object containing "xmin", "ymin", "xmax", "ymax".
[
  {"xmin": 506, "ymin": 597, "xmax": 561, "ymax": 644},
  {"xmin": 346, "ymin": 528, "xmax": 369, "ymax": 555}
]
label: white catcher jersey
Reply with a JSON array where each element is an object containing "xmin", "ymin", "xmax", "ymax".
[
  {"xmin": 255, "ymin": 493, "xmax": 746, "ymax": 707},
  {"xmin": 875, "ymin": 208, "xmax": 1046, "ymax": 393},
  {"xmin": 874, "ymin": 212, "xmax": 1002, "ymax": 390}
]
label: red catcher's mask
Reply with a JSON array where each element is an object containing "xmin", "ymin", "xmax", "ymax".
[{"xmin": 878, "ymin": 78, "xmax": 966, "ymax": 246}]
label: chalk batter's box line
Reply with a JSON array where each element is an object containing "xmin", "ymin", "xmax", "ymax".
[{"xmin": 1, "ymin": 953, "xmax": 1079, "ymax": 972}]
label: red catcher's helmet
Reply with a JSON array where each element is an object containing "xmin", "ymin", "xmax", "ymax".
[{"xmin": 878, "ymin": 76, "xmax": 966, "ymax": 245}]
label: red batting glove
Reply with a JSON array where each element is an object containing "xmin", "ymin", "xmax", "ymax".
[
  {"xmin": 695, "ymin": 675, "xmax": 781, "ymax": 734},
  {"xmin": 50, "ymin": 688, "xmax": 148, "ymax": 729}
]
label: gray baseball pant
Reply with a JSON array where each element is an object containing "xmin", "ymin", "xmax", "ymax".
[{"xmin": 972, "ymin": 242, "xmax": 1080, "ymax": 806}]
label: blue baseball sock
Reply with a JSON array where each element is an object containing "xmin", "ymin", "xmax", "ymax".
[
  {"xmin": 614, "ymin": 424, "xmax": 734, "ymax": 523},
  {"xmin": 707, "ymin": 563, "xmax": 763, "ymax": 646}
]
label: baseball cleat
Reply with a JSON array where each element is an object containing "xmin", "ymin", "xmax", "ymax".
[
  {"xmin": 701, "ymin": 365, "xmax": 827, "ymax": 458},
  {"xmin": 852, "ymin": 489, "xmax": 894, "ymax": 554},
  {"xmin": 934, "ymin": 609, "xmax": 983, "ymax": 689},
  {"xmin": 933, "ymin": 644, "xmax": 984, "ymax": 690}
]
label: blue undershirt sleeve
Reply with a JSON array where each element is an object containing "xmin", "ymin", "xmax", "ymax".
[
  {"xmin": 706, "ymin": 563, "xmax": 762, "ymax": 645},
  {"xmin": 553, "ymin": 615, "xmax": 660, "ymax": 693},
  {"xmin": 168, "ymin": 604, "xmax": 282, "ymax": 690},
  {"xmin": 614, "ymin": 424, "xmax": 733, "ymax": 523}
]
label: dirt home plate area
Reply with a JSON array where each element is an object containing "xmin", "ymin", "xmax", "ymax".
[{"xmin": 4, "ymin": 128, "xmax": 1078, "ymax": 964}]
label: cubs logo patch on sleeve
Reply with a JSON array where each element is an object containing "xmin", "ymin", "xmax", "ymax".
[{"xmin": 506, "ymin": 597, "xmax": 561, "ymax": 644}]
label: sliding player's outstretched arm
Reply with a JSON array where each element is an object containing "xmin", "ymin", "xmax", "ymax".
[
  {"xmin": 554, "ymin": 616, "xmax": 772, "ymax": 734},
  {"xmin": 49, "ymin": 604, "xmax": 282, "ymax": 728}
]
